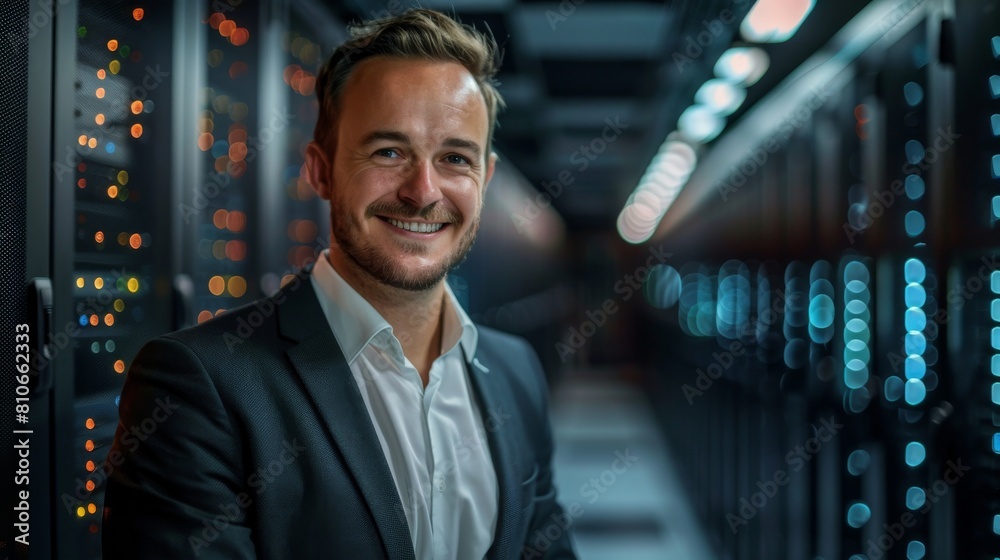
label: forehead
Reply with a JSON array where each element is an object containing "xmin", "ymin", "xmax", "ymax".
[{"xmin": 338, "ymin": 56, "xmax": 489, "ymax": 139}]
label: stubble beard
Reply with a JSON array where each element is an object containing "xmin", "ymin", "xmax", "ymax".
[{"xmin": 332, "ymin": 203, "xmax": 480, "ymax": 292}]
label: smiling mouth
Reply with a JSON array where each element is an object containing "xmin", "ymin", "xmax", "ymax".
[{"xmin": 378, "ymin": 216, "xmax": 449, "ymax": 234}]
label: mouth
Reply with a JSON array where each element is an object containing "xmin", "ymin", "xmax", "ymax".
[{"xmin": 377, "ymin": 216, "xmax": 451, "ymax": 235}]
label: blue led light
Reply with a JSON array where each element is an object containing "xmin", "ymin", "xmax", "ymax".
[
  {"xmin": 907, "ymin": 540, "xmax": 926, "ymax": 559},
  {"xmin": 904, "ymin": 355, "xmax": 926, "ymax": 379},
  {"xmin": 90, "ymin": 341, "xmax": 100, "ymax": 353},
  {"xmin": 846, "ymin": 449, "xmax": 871, "ymax": 476},
  {"xmin": 993, "ymin": 114, "xmax": 1000, "ymax": 136},
  {"xmin": 846, "ymin": 503, "xmax": 872, "ymax": 528},
  {"xmin": 846, "ymin": 299, "xmax": 867, "ymax": 315},
  {"xmin": 844, "ymin": 261, "xmax": 870, "ymax": 284},
  {"xmin": 904, "ymin": 211, "xmax": 925, "ymax": 237},
  {"xmin": 993, "ymin": 36, "xmax": 1000, "ymax": 58},
  {"xmin": 905, "ymin": 140, "xmax": 925, "ymax": 164},
  {"xmin": 994, "ymin": 513, "xmax": 1000, "ymax": 534},
  {"xmin": 994, "ymin": 155, "xmax": 1000, "ymax": 178},
  {"xmin": 994, "ymin": 197, "xmax": 1000, "ymax": 220},
  {"xmin": 993, "ymin": 327, "xmax": 1000, "ymax": 350},
  {"xmin": 79, "ymin": 315, "xmax": 88, "ymax": 326},
  {"xmin": 905, "ymin": 378, "xmax": 926, "ymax": 405},
  {"xmin": 906, "ymin": 487, "xmax": 926, "ymax": 510},
  {"xmin": 992, "ymin": 76, "xmax": 1000, "ymax": 99},
  {"xmin": 992, "ymin": 382, "xmax": 1000, "ymax": 405},
  {"xmin": 905, "ymin": 442, "xmax": 926, "ymax": 467},
  {"xmin": 904, "ymin": 283, "xmax": 926, "ymax": 307},
  {"xmin": 905, "ymin": 308, "xmax": 926, "ymax": 331},
  {"xmin": 904, "ymin": 331, "xmax": 926, "ymax": 355},
  {"xmin": 211, "ymin": 140, "xmax": 230, "ymax": 159},
  {"xmin": 845, "ymin": 360, "xmax": 869, "ymax": 389},
  {"xmin": 993, "ymin": 355, "xmax": 1000, "ymax": 376},
  {"xmin": 809, "ymin": 294, "xmax": 835, "ymax": 328},
  {"xmin": 115, "ymin": 395, "xmax": 121, "ymax": 407},
  {"xmin": 903, "ymin": 82, "xmax": 924, "ymax": 106},
  {"xmin": 885, "ymin": 376, "xmax": 904, "ymax": 402},
  {"xmin": 105, "ymin": 141, "xmax": 116, "ymax": 154},
  {"xmin": 905, "ymin": 174, "xmax": 925, "ymax": 199},
  {"xmin": 904, "ymin": 259, "xmax": 926, "ymax": 283},
  {"xmin": 993, "ymin": 271, "xmax": 1000, "ymax": 293},
  {"xmin": 994, "ymin": 433, "xmax": 1000, "ymax": 454}
]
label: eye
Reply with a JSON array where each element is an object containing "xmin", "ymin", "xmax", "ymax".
[
  {"xmin": 444, "ymin": 154, "xmax": 471, "ymax": 165},
  {"xmin": 373, "ymin": 148, "xmax": 400, "ymax": 159}
]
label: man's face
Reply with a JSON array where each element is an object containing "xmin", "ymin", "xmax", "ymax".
[{"xmin": 308, "ymin": 56, "xmax": 496, "ymax": 292}]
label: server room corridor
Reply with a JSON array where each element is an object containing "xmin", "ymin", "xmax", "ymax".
[{"xmin": 6, "ymin": 0, "xmax": 1000, "ymax": 558}]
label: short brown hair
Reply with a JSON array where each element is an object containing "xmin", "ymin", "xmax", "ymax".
[{"xmin": 313, "ymin": 8, "xmax": 505, "ymax": 156}]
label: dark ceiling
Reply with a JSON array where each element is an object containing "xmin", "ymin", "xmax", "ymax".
[{"xmin": 323, "ymin": 0, "xmax": 874, "ymax": 231}]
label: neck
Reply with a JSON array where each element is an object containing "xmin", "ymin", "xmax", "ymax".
[{"xmin": 326, "ymin": 248, "xmax": 444, "ymax": 385}]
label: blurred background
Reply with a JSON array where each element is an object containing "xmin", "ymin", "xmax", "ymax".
[{"xmin": 4, "ymin": 0, "xmax": 1000, "ymax": 557}]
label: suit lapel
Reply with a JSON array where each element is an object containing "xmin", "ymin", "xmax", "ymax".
[
  {"xmin": 278, "ymin": 273, "xmax": 415, "ymax": 560},
  {"xmin": 464, "ymin": 343, "xmax": 522, "ymax": 560}
]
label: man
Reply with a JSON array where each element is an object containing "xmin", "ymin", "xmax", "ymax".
[{"xmin": 102, "ymin": 8, "xmax": 576, "ymax": 560}]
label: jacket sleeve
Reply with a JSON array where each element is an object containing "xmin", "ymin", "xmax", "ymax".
[
  {"xmin": 102, "ymin": 336, "xmax": 256, "ymax": 559},
  {"xmin": 520, "ymin": 343, "xmax": 578, "ymax": 560}
]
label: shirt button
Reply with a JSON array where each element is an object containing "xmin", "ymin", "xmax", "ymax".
[{"xmin": 436, "ymin": 478, "xmax": 446, "ymax": 492}]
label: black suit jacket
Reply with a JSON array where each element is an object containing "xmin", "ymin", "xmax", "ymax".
[{"xmin": 102, "ymin": 269, "xmax": 577, "ymax": 559}]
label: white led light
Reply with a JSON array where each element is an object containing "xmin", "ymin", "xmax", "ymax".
[
  {"xmin": 741, "ymin": 0, "xmax": 816, "ymax": 43},
  {"xmin": 695, "ymin": 79, "xmax": 747, "ymax": 116}
]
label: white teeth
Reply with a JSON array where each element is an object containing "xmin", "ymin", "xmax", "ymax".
[{"xmin": 387, "ymin": 218, "xmax": 444, "ymax": 233}]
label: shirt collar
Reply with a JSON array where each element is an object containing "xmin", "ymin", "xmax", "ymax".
[{"xmin": 310, "ymin": 249, "xmax": 478, "ymax": 365}]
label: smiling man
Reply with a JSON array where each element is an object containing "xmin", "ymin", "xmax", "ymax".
[{"xmin": 102, "ymin": 8, "xmax": 576, "ymax": 560}]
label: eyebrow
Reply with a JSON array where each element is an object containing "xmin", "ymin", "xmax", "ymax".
[{"xmin": 361, "ymin": 130, "xmax": 483, "ymax": 161}]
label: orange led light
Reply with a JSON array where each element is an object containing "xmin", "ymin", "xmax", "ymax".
[
  {"xmin": 227, "ymin": 275, "xmax": 247, "ymax": 298},
  {"xmin": 96, "ymin": 68, "xmax": 106, "ymax": 79},
  {"xmin": 89, "ymin": 314, "xmax": 98, "ymax": 326},
  {"xmin": 77, "ymin": 178, "xmax": 86, "ymax": 188},
  {"xmin": 88, "ymin": 138, "xmax": 97, "ymax": 149},
  {"xmin": 198, "ymin": 132, "xmax": 214, "ymax": 151},
  {"xmin": 107, "ymin": 185, "xmax": 118, "ymax": 198},
  {"xmin": 130, "ymin": 124, "xmax": 143, "ymax": 138},
  {"xmin": 85, "ymin": 480, "xmax": 96, "ymax": 492},
  {"xmin": 130, "ymin": 100, "xmax": 143, "ymax": 114},
  {"xmin": 104, "ymin": 313, "xmax": 114, "ymax": 326},
  {"xmin": 219, "ymin": 20, "xmax": 236, "ymax": 37},
  {"xmin": 208, "ymin": 276, "xmax": 225, "ymax": 296},
  {"xmin": 114, "ymin": 359, "xmax": 125, "ymax": 373},
  {"xmin": 208, "ymin": 13, "xmax": 225, "ymax": 29},
  {"xmin": 78, "ymin": 135, "xmax": 87, "ymax": 146},
  {"xmin": 95, "ymin": 113, "xmax": 105, "ymax": 125},
  {"xmin": 230, "ymin": 28, "xmax": 249, "ymax": 46},
  {"xmin": 132, "ymin": 8, "xmax": 144, "ymax": 21},
  {"xmin": 85, "ymin": 461, "xmax": 95, "ymax": 472},
  {"xmin": 107, "ymin": 39, "xmax": 118, "ymax": 51},
  {"xmin": 85, "ymin": 440, "xmax": 95, "ymax": 452},
  {"xmin": 129, "ymin": 233, "xmax": 142, "ymax": 249},
  {"xmin": 95, "ymin": 87, "xmax": 105, "ymax": 99},
  {"xmin": 87, "ymin": 503, "xmax": 97, "ymax": 514},
  {"xmin": 94, "ymin": 231, "xmax": 104, "ymax": 243},
  {"xmin": 85, "ymin": 418, "xmax": 95, "ymax": 429},
  {"xmin": 226, "ymin": 210, "xmax": 246, "ymax": 233},
  {"xmin": 197, "ymin": 310, "xmax": 213, "ymax": 324},
  {"xmin": 212, "ymin": 209, "xmax": 228, "ymax": 229}
]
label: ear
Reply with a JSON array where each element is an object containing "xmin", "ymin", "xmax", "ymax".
[
  {"xmin": 304, "ymin": 140, "xmax": 334, "ymax": 200},
  {"xmin": 483, "ymin": 151, "xmax": 498, "ymax": 197}
]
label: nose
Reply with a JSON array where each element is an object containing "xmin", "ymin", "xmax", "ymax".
[{"xmin": 397, "ymin": 159, "xmax": 444, "ymax": 211}]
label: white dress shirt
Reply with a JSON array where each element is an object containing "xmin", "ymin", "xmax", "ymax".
[{"xmin": 310, "ymin": 250, "xmax": 498, "ymax": 559}]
